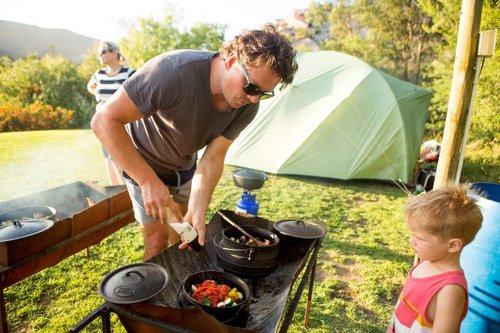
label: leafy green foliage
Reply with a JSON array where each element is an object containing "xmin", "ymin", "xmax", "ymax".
[
  {"xmin": 119, "ymin": 13, "xmax": 183, "ymax": 69},
  {"xmin": 472, "ymin": 53, "xmax": 499, "ymax": 143},
  {"xmin": 0, "ymin": 55, "xmax": 94, "ymax": 128},
  {"xmin": 76, "ymin": 41, "xmax": 101, "ymax": 86},
  {"xmin": 180, "ymin": 22, "xmax": 227, "ymax": 51},
  {"xmin": 116, "ymin": 9, "xmax": 225, "ymax": 69},
  {"xmin": 1, "ymin": 9, "xmax": 226, "ymax": 133},
  {"xmin": 460, "ymin": 142, "xmax": 500, "ymax": 183},
  {"xmin": 299, "ymin": 0, "xmax": 498, "ymax": 144},
  {"xmin": 471, "ymin": 1, "xmax": 500, "ymax": 143}
]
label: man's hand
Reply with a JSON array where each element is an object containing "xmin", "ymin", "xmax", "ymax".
[
  {"xmin": 175, "ymin": 135, "xmax": 233, "ymax": 251},
  {"xmin": 178, "ymin": 210, "xmax": 206, "ymax": 250},
  {"xmin": 140, "ymin": 178, "xmax": 183, "ymax": 225}
]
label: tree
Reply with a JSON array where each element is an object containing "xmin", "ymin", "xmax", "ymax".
[
  {"xmin": 77, "ymin": 9, "xmax": 226, "ymax": 128},
  {"xmin": 470, "ymin": 0, "xmax": 499, "ymax": 143},
  {"xmin": 308, "ymin": 0, "xmax": 440, "ymax": 84},
  {"xmin": 295, "ymin": 0, "xmax": 498, "ymax": 143},
  {"xmin": 0, "ymin": 54, "xmax": 94, "ymax": 128},
  {"xmin": 179, "ymin": 22, "xmax": 226, "ymax": 51},
  {"xmin": 117, "ymin": 9, "xmax": 225, "ymax": 69},
  {"xmin": 414, "ymin": 0, "xmax": 461, "ymax": 137},
  {"xmin": 119, "ymin": 13, "xmax": 182, "ymax": 69},
  {"xmin": 77, "ymin": 41, "xmax": 101, "ymax": 85}
]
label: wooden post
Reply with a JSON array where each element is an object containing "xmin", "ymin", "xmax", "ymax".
[{"xmin": 433, "ymin": 0, "xmax": 484, "ymax": 188}]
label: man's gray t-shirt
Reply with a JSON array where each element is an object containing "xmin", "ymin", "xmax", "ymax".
[{"xmin": 123, "ymin": 50, "xmax": 259, "ymax": 175}]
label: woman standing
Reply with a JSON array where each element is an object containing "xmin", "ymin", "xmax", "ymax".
[{"xmin": 87, "ymin": 41, "xmax": 135, "ymax": 185}]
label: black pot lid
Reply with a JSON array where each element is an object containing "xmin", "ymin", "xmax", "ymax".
[
  {"xmin": 0, "ymin": 206, "xmax": 56, "ymax": 223},
  {"xmin": 273, "ymin": 220, "xmax": 326, "ymax": 240},
  {"xmin": 0, "ymin": 219, "xmax": 54, "ymax": 242},
  {"xmin": 99, "ymin": 262, "xmax": 168, "ymax": 304}
]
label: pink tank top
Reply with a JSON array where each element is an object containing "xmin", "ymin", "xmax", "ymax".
[{"xmin": 391, "ymin": 262, "xmax": 468, "ymax": 333}]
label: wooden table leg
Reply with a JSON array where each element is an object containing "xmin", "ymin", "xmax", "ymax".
[
  {"xmin": 279, "ymin": 240, "xmax": 321, "ymax": 333},
  {"xmin": 304, "ymin": 254, "xmax": 317, "ymax": 328},
  {"xmin": 0, "ymin": 286, "xmax": 8, "ymax": 333}
]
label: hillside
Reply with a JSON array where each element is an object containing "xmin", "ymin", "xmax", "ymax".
[
  {"xmin": 0, "ymin": 13, "xmax": 318, "ymax": 64},
  {"xmin": 0, "ymin": 20, "xmax": 97, "ymax": 63}
]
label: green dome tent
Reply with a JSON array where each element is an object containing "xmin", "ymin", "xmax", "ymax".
[{"xmin": 225, "ymin": 51, "xmax": 432, "ymax": 183}]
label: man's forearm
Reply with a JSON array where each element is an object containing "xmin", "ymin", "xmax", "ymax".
[
  {"xmin": 189, "ymin": 158, "xmax": 224, "ymax": 217},
  {"xmin": 91, "ymin": 112, "xmax": 157, "ymax": 185}
]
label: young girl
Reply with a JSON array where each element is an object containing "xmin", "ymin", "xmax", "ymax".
[{"xmin": 387, "ymin": 183, "xmax": 483, "ymax": 332}]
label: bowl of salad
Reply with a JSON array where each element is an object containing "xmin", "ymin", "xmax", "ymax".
[{"xmin": 178, "ymin": 270, "xmax": 250, "ymax": 323}]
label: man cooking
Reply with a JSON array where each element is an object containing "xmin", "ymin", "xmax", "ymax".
[{"xmin": 91, "ymin": 24, "xmax": 298, "ymax": 260}]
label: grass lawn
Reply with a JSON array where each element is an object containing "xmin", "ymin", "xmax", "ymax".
[{"xmin": 0, "ymin": 130, "xmax": 498, "ymax": 332}]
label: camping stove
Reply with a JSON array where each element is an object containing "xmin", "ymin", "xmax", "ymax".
[{"xmin": 232, "ymin": 169, "xmax": 266, "ymax": 216}]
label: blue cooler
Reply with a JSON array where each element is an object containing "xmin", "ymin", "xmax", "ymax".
[{"xmin": 460, "ymin": 182, "xmax": 500, "ymax": 332}]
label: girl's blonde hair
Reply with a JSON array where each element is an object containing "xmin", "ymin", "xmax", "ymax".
[{"xmin": 406, "ymin": 183, "xmax": 483, "ymax": 245}]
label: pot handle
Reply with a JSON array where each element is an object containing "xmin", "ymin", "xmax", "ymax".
[
  {"xmin": 13, "ymin": 219, "xmax": 23, "ymax": 228},
  {"xmin": 125, "ymin": 270, "xmax": 146, "ymax": 280},
  {"xmin": 213, "ymin": 233, "xmax": 255, "ymax": 261}
]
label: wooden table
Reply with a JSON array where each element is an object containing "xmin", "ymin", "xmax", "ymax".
[{"xmin": 71, "ymin": 210, "xmax": 323, "ymax": 333}]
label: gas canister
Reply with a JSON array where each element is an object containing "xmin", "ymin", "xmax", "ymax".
[{"xmin": 235, "ymin": 192, "xmax": 259, "ymax": 216}]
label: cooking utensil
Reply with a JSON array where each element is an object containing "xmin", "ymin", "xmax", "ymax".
[
  {"xmin": 215, "ymin": 225, "xmax": 280, "ymax": 278},
  {"xmin": 178, "ymin": 270, "xmax": 250, "ymax": 325},
  {"xmin": 273, "ymin": 220, "xmax": 326, "ymax": 239},
  {"xmin": 216, "ymin": 211, "xmax": 265, "ymax": 246},
  {"xmin": 0, "ymin": 218, "xmax": 55, "ymax": 242},
  {"xmin": 232, "ymin": 169, "xmax": 266, "ymax": 190},
  {"xmin": 99, "ymin": 262, "xmax": 168, "ymax": 304},
  {"xmin": 0, "ymin": 206, "xmax": 56, "ymax": 223},
  {"xmin": 273, "ymin": 220, "xmax": 326, "ymax": 261}
]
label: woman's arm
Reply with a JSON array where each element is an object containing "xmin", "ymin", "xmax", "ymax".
[{"xmin": 87, "ymin": 76, "xmax": 97, "ymax": 95}]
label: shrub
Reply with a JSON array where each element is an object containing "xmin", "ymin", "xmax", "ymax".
[
  {"xmin": 0, "ymin": 99, "xmax": 74, "ymax": 132},
  {"xmin": 0, "ymin": 54, "xmax": 94, "ymax": 128}
]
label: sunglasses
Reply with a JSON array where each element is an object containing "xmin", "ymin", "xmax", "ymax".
[
  {"xmin": 239, "ymin": 63, "xmax": 274, "ymax": 100},
  {"xmin": 99, "ymin": 49, "xmax": 110, "ymax": 56}
]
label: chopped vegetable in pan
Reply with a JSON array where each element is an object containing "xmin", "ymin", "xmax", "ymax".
[{"xmin": 190, "ymin": 279, "xmax": 243, "ymax": 307}]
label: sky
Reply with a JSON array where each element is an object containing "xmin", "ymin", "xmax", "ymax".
[{"xmin": 1, "ymin": 0, "xmax": 313, "ymax": 41}]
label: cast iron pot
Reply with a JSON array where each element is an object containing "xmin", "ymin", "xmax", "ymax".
[
  {"xmin": 232, "ymin": 169, "xmax": 266, "ymax": 191},
  {"xmin": 0, "ymin": 218, "xmax": 54, "ymax": 242},
  {"xmin": 178, "ymin": 270, "xmax": 250, "ymax": 324},
  {"xmin": 99, "ymin": 262, "xmax": 169, "ymax": 304},
  {"xmin": 0, "ymin": 206, "xmax": 56, "ymax": 242},
  {"xmin": 273, "ymin": 220, "xmax": 326, "ymax": 261},
  {"xmin": 0, "ymin": 206, "xmax": 56, "ymax": 223},
  {"xmin": 215, "ymin": 225, "xmax": 280, "ymax": 278}
]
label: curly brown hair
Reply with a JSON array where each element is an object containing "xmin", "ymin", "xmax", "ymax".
[{"xmin": 219, "ymin": 24, "xmax": 298, "ymax": 88}]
